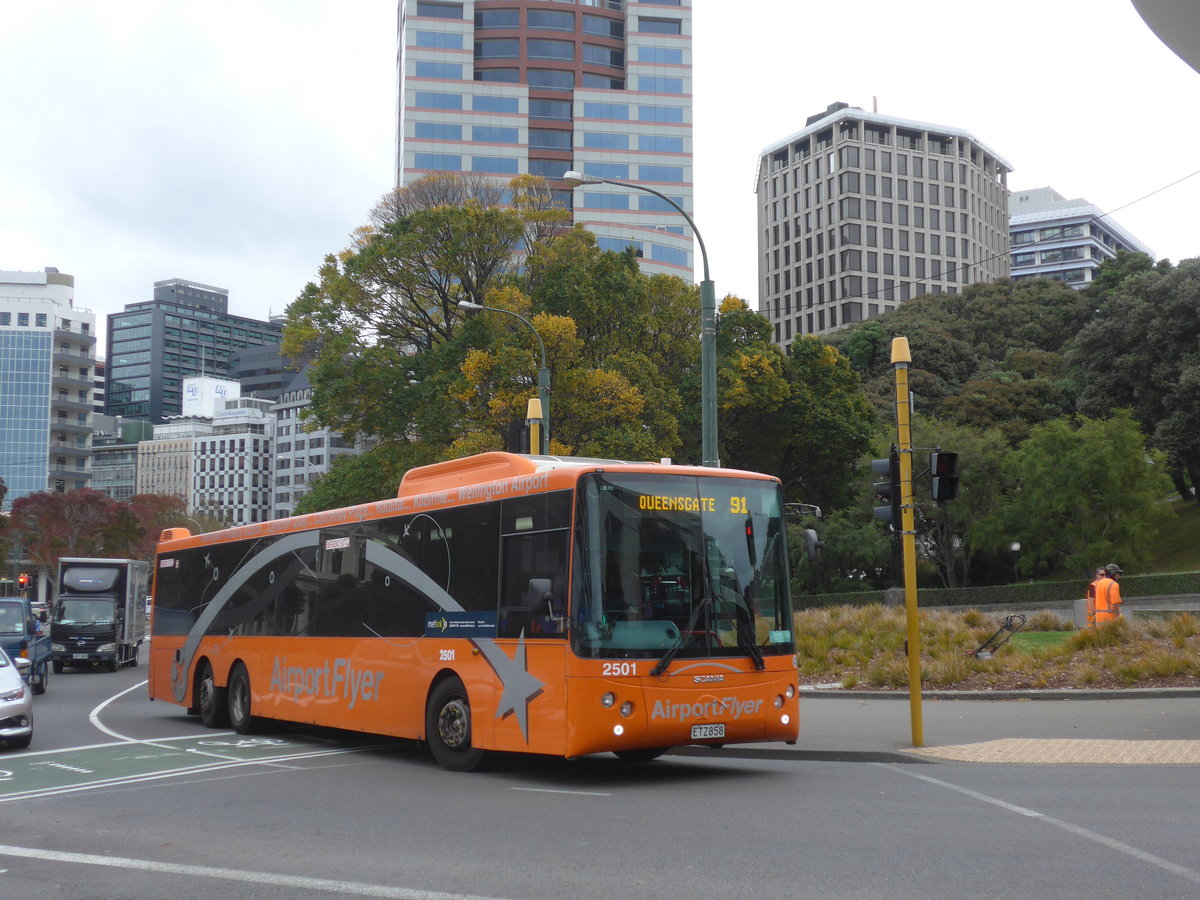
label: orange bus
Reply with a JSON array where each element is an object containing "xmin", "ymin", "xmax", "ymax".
[{"xmin": 148, "ymin": 452, "xmax": 799, "ymax": 769}]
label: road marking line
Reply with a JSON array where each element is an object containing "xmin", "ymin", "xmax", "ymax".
[
  {"xmin": 881, "ymin": 764, "xmax": 1200, "ymax": 887},
  {"xmin": 0, "ymin": 842, "xmax": 508, "ymax": 899},
  {"xmin": 0, "ymin": 746, "xmax": 385, "ymax": 803},
  {"xmin": 511, "ymin": 787, "xmax": 611, "ymax": 796},
  {"xmin": 13, "ymin": 732, "xmax": 236, "ymax": 759},
  {"xmin": 88, "ymin": 680, "xmax": 150, "ymax": 742}
]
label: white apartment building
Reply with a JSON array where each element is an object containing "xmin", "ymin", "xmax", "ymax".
[{"xmin": 1009, "ymin": 187, "xmax": 1154, "ymax": 288}]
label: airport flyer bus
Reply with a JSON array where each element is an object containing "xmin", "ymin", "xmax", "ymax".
[{"xmin": 148, "ymin": 452, "xmax": 800, "ymax": 769}]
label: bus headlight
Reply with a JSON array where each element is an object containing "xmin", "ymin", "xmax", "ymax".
[
  {"xmin": 785, "ymin": 684, "xmax": 796, "ymax": 699},
  {"xmin": 774, "ymin": 694, "xmax": 784, "ymax": 709},
  {"xmin": 619, "ymin": 701, "xmax": 634, "ymax": 717},
  {"xmin": 601, "ymin": 692, "xmax": 615, "ymax": 708},
  {"xmin": 781, "ymin": 714, "xmax": 791, "ymax": 725}
]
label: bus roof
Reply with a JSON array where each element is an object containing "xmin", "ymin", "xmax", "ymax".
[{"xmin": 157, "ymin": 452, "xmax": 779, "ymax": 550}]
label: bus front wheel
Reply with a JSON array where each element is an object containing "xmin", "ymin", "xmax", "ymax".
[
  {"xmin": 426, "ymin": 677, "xmax": 485, "ymax": 771},
  {"xmin": 197, "ymin": 661, "xmax": 230, "ymax": 729},
  {"xmin": 227, "ymin": 663, "xmax": 258, "ymax": 735},
  {"xmin": 614, "ymin": 747, "xmax": 670, "ymax": 762}
]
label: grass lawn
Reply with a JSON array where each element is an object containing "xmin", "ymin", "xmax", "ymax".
[
  {"xmin": 1151, "ymin": 500, "xmax": 1200, "ymax": 572},
  {"xmin": 1009, "ymin": 631, "xmax": 1072, "ymax": 652}
]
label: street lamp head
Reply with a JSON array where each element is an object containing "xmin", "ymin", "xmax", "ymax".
[
  {"xmin": 561, "ymin": 170, "xmax": 597, "ymax": 188},
  {"xmin": 457, "ymin": 300, "xmax": 485, "ymax": 310}
]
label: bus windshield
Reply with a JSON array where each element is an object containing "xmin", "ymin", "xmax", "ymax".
[{"xmin": 571, "ymin": 472, "xmax": 794, "ymax": 663}]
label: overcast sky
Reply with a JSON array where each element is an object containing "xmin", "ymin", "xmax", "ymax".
[{"xmin": 3, "ymin": 0, "xmax": 1199, "ymax": 359}]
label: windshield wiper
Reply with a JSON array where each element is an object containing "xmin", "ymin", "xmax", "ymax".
[
  {"xmin": 650, "ymin": 595, "xmax": 710, "ymax": 677},
  {"xmin": 737, "ymin": 621, "xmax": 766, "ymax": 670}
]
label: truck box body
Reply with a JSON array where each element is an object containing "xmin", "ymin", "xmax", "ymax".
[{"xmin": 51, "ymin": 558, "xmax": 149, "ymax": 672}]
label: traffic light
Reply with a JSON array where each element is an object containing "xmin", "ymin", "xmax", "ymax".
[
  {"xmin": 930, "ymin": 451, "xmax": 960, "ymax": 502},
  {"xmin": 17, "ymin": 573, "xmax": 29, "ymax": 596},
  {"xmin": 872, "ymin": 450, "xmax": 901, "ymax": 529}
]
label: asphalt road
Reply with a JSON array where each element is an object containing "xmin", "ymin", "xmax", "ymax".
[{"xmin": 2, "ymin": 646, "xmax": 1199, "ymax": 899}]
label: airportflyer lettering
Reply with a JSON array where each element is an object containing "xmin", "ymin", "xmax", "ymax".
[
  {"xmin": 269, "ymin": 657, "xmax": 385, "ymax": 710},
  {"xmin": 650, "ymin": 696, "xmax": 763, "ymax": 723}
]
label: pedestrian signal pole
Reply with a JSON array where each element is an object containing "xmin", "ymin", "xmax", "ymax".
[{"xmin": 891, "ymin": 337, "xmax": 923, "ymax": 748}]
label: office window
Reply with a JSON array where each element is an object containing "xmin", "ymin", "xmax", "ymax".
[
  {"xmin": 474, "ymin": 8, "xmax": 517, "ymax": 27},
  {"xmin": 475, "ymin": 38, "xmax": 519, "ymax": 58},
  {"xmin": 415, "ymin": 30, "xmax": 463, "ymax": 49},
  {"xmin": 638, "ymin": 17, "xmax": 682, "ymax": 34},
  {"xmin": 418, "ymin": 1, "xmax": 463, "ymax": 18},
  {"xmin": 584, "ymin": 162, "xmax": 629, "ymax": 179},
  {"xmin": 584, "ymin": 102, "xmax": 629, "ymax": 120},
  {"xmin": 584, "ymin": 131, "xmax": 629, "ymax": 150},
  {"xmin": 414, "ymin": 91, "xmax": 462, "ymax": 110},
  {"xmin": 475, "ymin": 68, "xmax": 519, "ymax": 82},
  {"xmin": 582, "ymin": 74, "xmax": 624, "ymax": 89},
  {"xmin": 639, "ymin": 76, "xmax": 684, "ymax": 94},
  {"xmin": 529, "ymin": 99, "xmax": 571, "ymax": 119},
  {"xmin": 527, "ymin": 39, "xmax": 574, "ymax": 60},
  {"xmin": 528, "ymin": 69, "xmax": 573, "ymax": 89},
  {"xmin": 639, "ymin": 46, "xmax": 683, "ymax": 64},
  {"xmin": 415, "ymin": 61, "xmax": 462, "ymax": 79},
  {"xmin": 415, "ymin": 122, "xmax": 462, "ymax": 140},
  {"xmin": 473, "ymin": 125, "xmax": 519, "ymax": 143},
  {"xmin": 583, "ymin": 44, "xmax": 624, "ymax": 67},
  {"xmin": 527, "ymin": 9, "xmax": 573, "ymax": 29},
  {"xmin": 639, "ymin": 134, "xmax": 683, "ymax": 153},
  {"xmin": 639, "ymin": 105, "xmax": 684, "ymax": 123},
  {"xmin": 639, "ymin": 165, "xmax": 684, "ymax": 182},
  {"xmin": 583, "ymin": 193, "xmax": 630, "ymax": 210},
  {"xmin": 529, "ymin": 129, "xmax": 571, "ymax": 149},
  {"xmin": 414, "ymin": 152, "xmax": 462, "ymax": 170},
  {"xmin": 582, "ymin": 14, "xmax": 624, "ymax": 38}
]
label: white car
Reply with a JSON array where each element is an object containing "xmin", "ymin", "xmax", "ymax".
[{"xmin": 0, "ymin": 647, "xmax": 33, "ymax": 750}]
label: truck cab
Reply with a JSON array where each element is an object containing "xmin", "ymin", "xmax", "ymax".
[{"xmin": 0, "ymin": 596, "xmax": 51, "ymax": 694}]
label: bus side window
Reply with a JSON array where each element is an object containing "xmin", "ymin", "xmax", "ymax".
[{"xmin": 500, "ymin": 532, "xmax": 566, "ymax": 638}]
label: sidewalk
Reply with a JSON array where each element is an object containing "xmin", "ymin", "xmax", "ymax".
[{"xmin": 681, "ymin": 689, "xmax": 1200, "ymax": 765}]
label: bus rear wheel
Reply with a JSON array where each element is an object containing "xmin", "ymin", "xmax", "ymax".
[
  {"xmin": 227, "ymin": 663, "xmax": 258, "ymax": 734},
  {"xmin": 426, "ymin": 677, "xmax": 485, "ymax": 771},
  {"xmin": 197, "ymin": 661, "xmax": 229, "ymax": 728}
]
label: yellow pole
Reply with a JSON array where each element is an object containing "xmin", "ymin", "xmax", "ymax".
[
  {"xmin": 891, "ymin": 337, "xmax": 923, "ymax": 747},
  {"xmin": 527, "ymin": 398, "xmax": 543, "ymax": 456}
]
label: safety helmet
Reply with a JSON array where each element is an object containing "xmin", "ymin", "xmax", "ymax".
[{"xmin": 1105, "ymin": 563, "xmax": 1123, "ymax": 576}]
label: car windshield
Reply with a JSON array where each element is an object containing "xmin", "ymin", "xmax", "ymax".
[
  {"xmin": 570, "ymin": 472, "xmax": 794, "ymax": 662},
  {"xmin": 0, "ymin": 604, "xmax": 25, "ymax": 634},
  {"xmin": 53, "ymin": 598, "xmax": 116, "ymax": 626}
]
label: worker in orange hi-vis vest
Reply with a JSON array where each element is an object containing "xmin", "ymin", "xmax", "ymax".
[
  {"xmin": 1092, "ymin": 563, "xmax": 1124, "ymax": 625},
  {"xmin": 1084, "ymin": 566, "xmax": 1106, "ymax": 626}
]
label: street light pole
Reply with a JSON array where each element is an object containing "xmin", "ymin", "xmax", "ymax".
[
  {"xmin": 457, "ymin": 300, "xmax": 550, "ymax": 455},
  {"xmin": 561, "ymin": 170, "xmax": 718, "ymax": 467}
]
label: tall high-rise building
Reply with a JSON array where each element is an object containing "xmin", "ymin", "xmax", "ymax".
[
  {"xmin": 396, "ymin": 0, "xmax": 694, "ymax": 277},
  {"xmin": 0, "ymin": 268, "xmax": 97, "ymax": 510},
  {"xmin": 105, "ymin": 278, "xmax": 282, "ymax": 424},
  {"xmin": 1009, "ymin": 187, "xmax": 1154, "ymax": 288},
  {"xmin": 757, "ymin": 102, "xmax": 1012, "ymax": 348}
]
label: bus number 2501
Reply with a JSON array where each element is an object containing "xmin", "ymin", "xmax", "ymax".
[
  {"xmin": 439, "ymin": 649, "xmax": 455, "ymax": 661},
  {"xmin": 603, "ymin": 662, "xmax": 637, "ymax": 677}
]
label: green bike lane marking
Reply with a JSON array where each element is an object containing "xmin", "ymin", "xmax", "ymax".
[{"xmin": 0, "ymin": 733, "xmax": 386, "ymax": 802}]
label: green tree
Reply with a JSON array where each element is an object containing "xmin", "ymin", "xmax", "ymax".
[
  {"xmin": 1069, "ymin": 256, "xmax": 1200, "ymax": 500},
  {"xmin": 6, "ymin": 490, "xmax": 184, "ymax": 591},
  {"xmin": 981, "ymin": 411, "xmax": 1173, "ymax": 577},
  {"xmin": 719, "ymin": 312, "xmax": 875, "ymax": 512}
]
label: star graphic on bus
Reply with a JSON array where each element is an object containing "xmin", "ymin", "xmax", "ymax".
[{"xmin": 473, "ymin": 635, "xmax": 543, "ymax": 741}]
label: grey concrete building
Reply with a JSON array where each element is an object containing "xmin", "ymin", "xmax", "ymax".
[{"xmin": 757, "ymin": 102, "xmax": 1012, "ymax": 349}]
